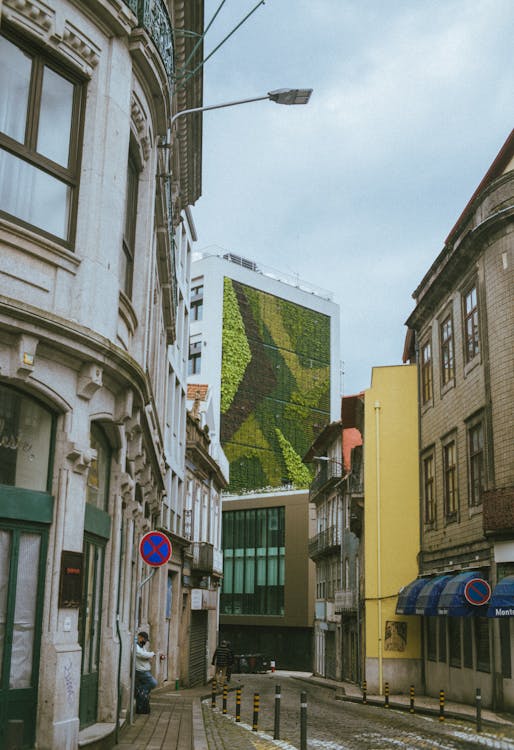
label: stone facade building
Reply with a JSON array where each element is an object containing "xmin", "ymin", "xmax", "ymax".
[
  {"xmin": 0, "ymin": 1, "xmax": 206, "ymax": 747},
  {"xmin": 405, "ymin": 128, "xmax": 514, "ymax": 710}
]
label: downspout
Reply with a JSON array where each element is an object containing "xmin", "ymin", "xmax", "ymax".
[
  {"xmin": 374, "ymin": 400, "xmax": 383, "ymax": 695},
  {"xmin": 115, "ymin": 517, "xmax": 124, "ymax": 743},
  {"xmin": 414, "ymin": 333, "xmax": 426, "ymax": 693}
]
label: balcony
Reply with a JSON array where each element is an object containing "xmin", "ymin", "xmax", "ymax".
[
  {"xmin": 483, "ymin": 486, "xmax": 514, "ymax": 536},
  {"xmin": 335, "ymin": 589, "xmax": 358, "ymax": 613},
  {"xmin": 308, "ymin": 525, "xmax": 340, "ymax": 560},
  {"xmin": 349, "ymin": 495, "xmax": 364, "ymax": 538},
  {"xmin": 191, "ymin": 542, "xmax": 223, "ymax": 575},
  {"xmin": 309, "ymin": 463, "xmax": 343, "ymax": 503},
  {"xmin": 124, "ymin": 0, "xmax": 174, "ymax": 82}
]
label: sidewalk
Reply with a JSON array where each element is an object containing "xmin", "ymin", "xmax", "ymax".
[{"xmin": 111, "ymin": 672, "xmax": 514, "ymax": 750}]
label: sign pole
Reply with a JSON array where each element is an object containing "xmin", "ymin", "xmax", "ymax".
[
  {"xmin": 130, "ymin": 567, "xmax": 156, "ymax": 725},
  {"xmin": 130, "ymin": 530, "xmax": 173, "ymax": 724}
]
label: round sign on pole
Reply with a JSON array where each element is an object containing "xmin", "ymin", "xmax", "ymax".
[
  {"xmin": 464, "ymin": 578, "xmax": 491, "ymax": 607},
  {"xmin": 139, "ymin": 531, "xmax": 172, "ymax": 567}
]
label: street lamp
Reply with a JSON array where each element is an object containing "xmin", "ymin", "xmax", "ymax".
[{"xmin": 170, "ymin": 88, "xmax": 313, "ymax": 129}]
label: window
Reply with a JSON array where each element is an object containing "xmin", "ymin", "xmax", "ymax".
[
  {"xmin": 440, "ymin": 315, "xmax": 454, "ymax": 386},
  {"xmin": 426, "ymin": 617, "xmax": 437, "ymax": 661},
  {"xmin": 188, "ymin": 337, "xmax": 202, "ymax": 375},
  {"xmin": 463, "ymin": 618, "xmax": 473, "ymax": 668},
  {"xmin": 468, "ymin": 421, "xmax": 484, "ymax": 507},
  {"xmin": 120, "ymin": 152, "xmax": 139, "ymax": 297},
  {"xmin": 0, "ymin": 33, "xmax": 83, "ymax": 243},
  {"xmin": 475, "ymin": 617, "xmax": 490, "ymax": 673},
  {"xmin": 438, "ymin": 617, "xmax": 447, "ymax": 663},
  {"xmin": 423, "ymin": 454, "xmax": 435, "ymax": 525},
  {"xmin": 421, "ymin": 340, "xmax": 433, "ymax": 404},
  {"xmin": 443, "ymin": 440, "xmax": 458, "ymax": 519},
  {"xmin": 221, "ymin": 507, "xmax": 285, "ymax": 616},
  {"xmin": 0, "ymin": 384, "xmax": 53, "ymax": 491},
  {"xmin": 190, "ymin": 282, "xmax": 204, "ymax": 321},
  {"xmin": 449, "ymin": 617, "xmax": 461, "ymax": 667},
  {"xmin": 87, "ymin": 424, "xmax": 111, "ymax": 511},
  {"xmin": 463, "ymin": 285, "xmax": 479, "ymax": 362},
  {"xmin": 500, "ymin": 618, "xmax": 512, "ymax": 679}
]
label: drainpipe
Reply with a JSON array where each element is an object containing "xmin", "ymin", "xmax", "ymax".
[
  {"xmin": 374, "ymin": 400, "xmax": 383, "ymax": 695},
  {"xmin": 115, "ymin": 516, "xmax": 124, "ymax": 744}
]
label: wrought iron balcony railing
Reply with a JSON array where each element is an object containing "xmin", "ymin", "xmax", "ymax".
[
  {"xmin": 124, "ymin": 0, "xmax": 174, "ymax": 82},
  {"xmin": 308, "ymin": 525, "xmax": 341, "ymax": 559},
  {"xmin": 309, "ymin": 462, "xmax": 343, "ymax": 502}
]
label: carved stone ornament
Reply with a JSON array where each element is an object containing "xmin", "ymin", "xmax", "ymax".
[
  {"xmin": 131, "ymin": 94, "xmax": 151, "ymax": 162},
  {"xmin": 66, "ymin": 443, "xmax": 97, "ymax": 474},
  {"xmin": 77, "ymin": 362, "xmax": 103, "ymax": 400}
]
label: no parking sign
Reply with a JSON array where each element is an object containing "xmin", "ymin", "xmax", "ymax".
[
  {"xmin": 464, "ymin": 578, "xmax": 491, "ymax": 607},
  {"xmin": 139, "ymin": 531, "xmax": 172, "ymax": 567}
]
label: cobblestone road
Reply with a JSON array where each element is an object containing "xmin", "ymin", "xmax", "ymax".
[{"xmin": 204, "ymin": 673, "xmax": 514, "ymax": 750}]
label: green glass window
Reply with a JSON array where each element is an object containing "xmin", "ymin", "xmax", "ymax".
[{"xmin": 221, "ymin": 506, "xmax": 285, "ymax": 616}]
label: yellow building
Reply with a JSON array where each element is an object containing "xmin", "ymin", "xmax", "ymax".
[{"xmin": 364, "ymin": 364, "xmax": 421, "ymax": 693}]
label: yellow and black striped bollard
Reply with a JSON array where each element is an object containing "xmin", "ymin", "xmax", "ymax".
[
  {"xmin": 211, "ymin": 678, "xmax": 217, "ymax": 708},
  {"xmin": 409, "ymin": 684, "xmax": 415, "ymax": 713},
  {"xmin": 235, "ymin": 686, "xmax": 242, "ymax": 722},
  {"xmin": 252, "ymin": 692, "xmax": 260, "ymax": 731},
  {"xmin": 223, "ymin": 682, "xmax": 228, "ymax": 714},
  {"xmin": 384, "ymin": 681, "xmax": 390, "ymax": 708},
  {"xmin": 362, "ymin": 680, "xmax": 367, "ymax": 704},
  {"xmin": 439, "ymin": 689, "xmax": 445, "ymax": 721}
]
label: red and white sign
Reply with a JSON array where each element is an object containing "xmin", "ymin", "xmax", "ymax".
[{"xmin": 464, "ymin": 578, "xmax": 491, "ymax": 606}]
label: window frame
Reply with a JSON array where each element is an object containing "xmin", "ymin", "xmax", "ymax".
[
  {"xmin": 0, "ymin": 30, "xmax": 85, "ymax": 247},
  {"xmin": 442, "ymin": 437, "xmax": 458, "ymax": 521},
  {"xmin": 440, "ymin": 313, "xmax": 455, "ymax": 387},
  {"xmin": 467, "ymin": 419, "xmax": 484, "ymax": 508},
  {"xmin": 190, "ymin": 281, "xmax": 204, "ymax": 322},
  {"xmin": 188, "ymin": 337, "xmax": 202, "ymax": 375},
  {"xmin": 422, "ymin": 451, "xmax": 436, "ymax": 526},
  {"xmin": 120, "ymin": 149, "xmax": 140, "ymax": 298},
  {"xmin": 463, "ymin": 283, "xmax": 480, "ymax": 364},
  {"xmin": 420, "ymin": 338, "xmax": 433, "ymax": 405}
]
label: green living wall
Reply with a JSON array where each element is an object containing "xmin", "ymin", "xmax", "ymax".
[{"xmin": 221, "ymin": 278, "xmax": 331, "ymax": 492}]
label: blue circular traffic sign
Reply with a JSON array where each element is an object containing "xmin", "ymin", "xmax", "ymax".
[
  {"xmin": 139, "ymin": 531, "xmax": 172, "ymax": 567},
  {"xmin": 464, "ymin": 578, "xmax": 491, "ymax": 606}
]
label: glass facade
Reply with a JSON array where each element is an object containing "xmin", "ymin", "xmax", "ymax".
[{"xmin": 221, "ymin": 507, "xmax": 285, "ymax": 615}]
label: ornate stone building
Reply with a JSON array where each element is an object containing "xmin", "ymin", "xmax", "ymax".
[{"xmin": 0, "ymin": 1, "xmax": 204, "ymax": 747}]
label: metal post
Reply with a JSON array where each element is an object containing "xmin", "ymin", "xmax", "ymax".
[
  {"xmin": 476, "ymin": 688, "xmax": 482, "ymax": 733},
  {"xmin": 300, "ymin": 692, "xmax": 307, "ymax": 750},
  {"xmin": 362, "ymin": 680, "xmax": 367, "ymax": 703},
  {"xmin": 252, "ymin": 692, "xmax": 260, "ymax": 731},
  {"xmin": 130, "ymin": 567, "xmax": 156, "ymax": 725},
  {"xmin": 236, "ymin": 686, "xmax": 242, "ymax": 722},
  {"xmin": 384, "ymin": 681, "xmax": 389, "ymax": 708},
  {"xmin": 409, "ymin": 685, "xmax": 415, "ymax": 713},
  {"xmin": 223, "ymin": 682, "xmax": 228, "ymax": 714},
  {"xmin": 211, "ymin": 678, "xmax": 217, "ymax": 708},
  {"xmin": 274, "ymin": 684, "xmax": 281, "ymax": 739},
  {"xmin": 439, "ymin": 689, "xmax": 445, "ymax": 721}
]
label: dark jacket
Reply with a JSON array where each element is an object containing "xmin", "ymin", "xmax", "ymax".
[{"xmin": 212, "ymin": 643, "xmax": 233, "ymax": 667}]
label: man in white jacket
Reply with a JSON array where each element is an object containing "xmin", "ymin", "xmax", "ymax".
[{"xmin": 135, "ymin": 631, "xmax": 157, "ymax": 710}]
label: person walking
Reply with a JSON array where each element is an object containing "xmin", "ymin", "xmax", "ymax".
[
  {"xmin": 212, "ymin": 639, "xmax": 233, "ymax": 685},
  {"xmin": 135, "ymin": 631, "xmax": 157, "ymax": 713}
]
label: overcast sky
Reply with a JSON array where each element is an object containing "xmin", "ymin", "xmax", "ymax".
[{"xmin": 190, "ymin": 0, "xmax": 514, "ymax": 395}]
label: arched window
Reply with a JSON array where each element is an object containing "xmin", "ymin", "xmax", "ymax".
[
  {"xmin": 0, "ymin": 384, "xmax": 53, "ymax": 491},
  {"xmin": 86, "ymin": 424, "xmax": 111, "ymax": 511}
]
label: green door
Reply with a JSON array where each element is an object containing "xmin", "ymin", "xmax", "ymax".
[
  {"xmin": 78, "ymin": 535, "xmax": 105, "ymax": 728},
  {"xmin": 0, "ymin": 522, "xmax": 48, "ymax": 749}
]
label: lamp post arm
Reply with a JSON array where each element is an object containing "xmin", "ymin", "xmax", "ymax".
[{"xmin": 171, "ymin": 95, "xmax": 270, "ymax": 129}]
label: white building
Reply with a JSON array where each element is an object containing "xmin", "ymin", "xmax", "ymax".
[{"xmin": 0, "ymin": 1, "xmax": 205, "ymax": 747}]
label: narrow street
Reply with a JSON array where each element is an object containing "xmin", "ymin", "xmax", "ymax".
[{"xmin": 207, "ymin": 673, "xmax": 514, "ymax": 750}]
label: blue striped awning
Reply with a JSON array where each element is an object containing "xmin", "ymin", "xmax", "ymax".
[
  {"xmin": 395, "ymin": 578, "xmax": 430, "ymax": 615},
  {"xmin": 438, "ymin": 571, "xmax": 489, "ymax": 616},
  {"xmin": 487, "ymin": 575, "xmax": 514, "ymax": 617},
  {"xmin": 415, "ymin": 575, "xmax": 452, "ymax": 616}
]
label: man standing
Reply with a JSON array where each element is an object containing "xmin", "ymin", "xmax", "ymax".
[
  {"xmin": 212, "ymin": 639, "xmax": 233, "ymax": 685},
  {"xmin": 135, "ymin": 631, "xmax": 157, "ymax": 713}
]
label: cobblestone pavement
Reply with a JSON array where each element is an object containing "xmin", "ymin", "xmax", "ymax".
[{"xmin": 202, "ymin": 673, "xmax": 514, "ymax": 750}]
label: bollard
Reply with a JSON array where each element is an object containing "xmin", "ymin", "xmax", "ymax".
[
  {"xmin": 409, "ymin": 684, "xmax": 415, "ymax": 713},
  {"xmin": 235, "ymin": 686, "xmax": 242, "ymax": 722},
  {"xmin": 362, "ymin": 680, "xmax": 367, "ymax": 704},
  {"xmin": 384, "ymin": 681, "xmax": 390, "ymax": 708},
  {"xmin": 476, "ymin": 688, "xmax": 482, "ymax": 733},
  {"xmin": 211, "ymin": 678, "xmax": 217, "ymax": 708},
  {"xmin": 271, "ymin": 659, "xmax": 276, "ymax": 673},
  {"xmin": 439, "ymin": 689, "xmax": 445, "ymax": 721},
  {"xmin": 300, "ymin": 691, "xmax": 307, "ymax": 750},
  {"xmin": 274, "ymin": 684, "xmax": 281, "ymax": 739},
  {"xmin": 223, "ymin": 682, "xmax": 228, "ymax": 714},
  {"xmin": 252, "ymin": 692, "xmax": 260, "ymax": 731},
  {"xmin": 175, "ymin": 678, "xmax": 180, "ymax": 691}
]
